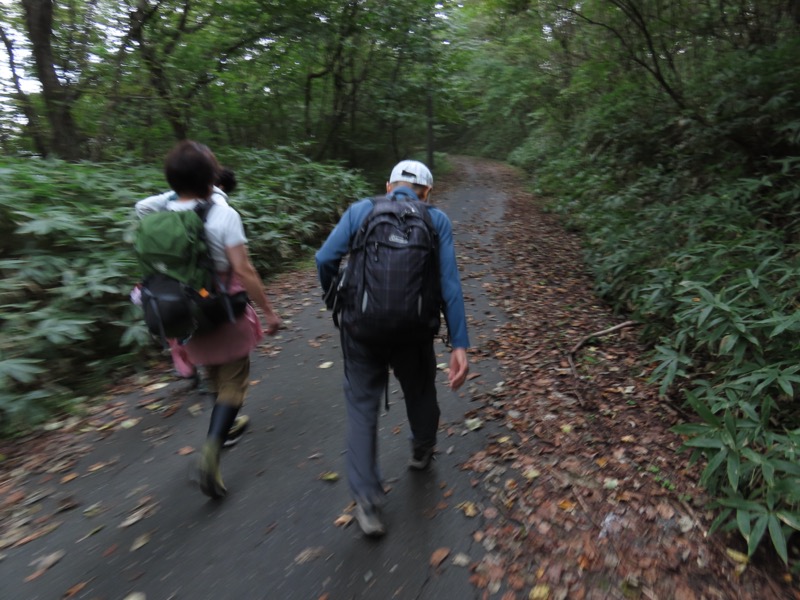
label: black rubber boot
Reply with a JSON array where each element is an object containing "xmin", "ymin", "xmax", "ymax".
[{"xmin": 198, "ymin": 403, "xmax": 240, "ymax": 499}]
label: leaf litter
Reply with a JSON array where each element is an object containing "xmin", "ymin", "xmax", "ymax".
[{"xmin": 451, "ymin": 158, "xmax": 792, "ymax": 600}]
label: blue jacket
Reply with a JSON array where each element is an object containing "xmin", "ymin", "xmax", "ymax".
[{"xmin": 315, "ymin": 187, "xmax": 470, "ymax": 349}]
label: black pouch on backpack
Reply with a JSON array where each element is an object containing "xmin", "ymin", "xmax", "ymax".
[
  {"xmin": 141, "ymin": 274, "xmax": 250, "ymax": 342},
  {"xmin": 141, "ymin": 273, "xmax": 196, "ymax": 340},
  {"xmin": 193, "ymin": 290, "xmax": 250, "ymax": 334}
]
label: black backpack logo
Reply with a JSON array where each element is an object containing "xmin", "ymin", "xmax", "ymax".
[{"xmin": 338, "ymin": 196, "xmax": 441, "ymax": 342}]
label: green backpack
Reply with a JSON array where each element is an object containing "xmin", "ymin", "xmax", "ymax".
[
  {"xmin": 134, "ymin": 202, "xmax": 247, "ymax": 343},
  {"xmin": 136, "ymin": 205, "xmax": 213, "ymax": 291}
]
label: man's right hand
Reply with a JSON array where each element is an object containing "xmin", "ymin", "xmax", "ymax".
[{"xmin": 448, "ymin": 348, "xmax": 469, "ymax": 390}]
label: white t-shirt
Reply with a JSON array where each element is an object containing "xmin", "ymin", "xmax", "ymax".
[{"xmin": 135, "ymin": 192, "xmax": 247, "ymax": 273}]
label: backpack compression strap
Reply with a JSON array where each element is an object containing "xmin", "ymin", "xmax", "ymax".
[{"xmin": 193, "ymin": 200, "xmax": 240, "ymax": 324}]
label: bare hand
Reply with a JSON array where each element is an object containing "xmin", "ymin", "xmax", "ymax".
[
  {"xmin": 448, "ymin": 348, "xmax": 469, "ymax": 390},
  {"xmin": 263, "ymin": 313, "xmax": 282, "ymax": 336}
]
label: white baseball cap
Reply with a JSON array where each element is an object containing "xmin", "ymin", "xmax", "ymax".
[{"xmin": 389, "ymin": 160, "xmax": 433, "ymax": 188}]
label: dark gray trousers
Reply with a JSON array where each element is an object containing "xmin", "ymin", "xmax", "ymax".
[{"xmin": 341, "ymin": 330, "xmax": 440, "ymax": 504}]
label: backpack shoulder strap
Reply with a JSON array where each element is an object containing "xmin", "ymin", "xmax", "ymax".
[
  {"xmin": 194, "ymin": 200, "xmax": 213, "ymax": 222},
  {"xmin": 350, "ymin": 196, "xmax": 385, "ymax": 250}
]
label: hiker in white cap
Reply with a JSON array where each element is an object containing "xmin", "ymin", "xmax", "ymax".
[{"xmin": 315, "ymin": 160, "xmax": 470, "ymax": 537}]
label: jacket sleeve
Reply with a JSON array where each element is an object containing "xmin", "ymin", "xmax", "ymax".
[
  {"xmin": 315, "ymin": 200, "xmax": 371, "ymax": 293},
  {"xmin": 135, "ymin": 191, "xmax": 175, "ymax": 219},
  {"xmin": 432, "ymin": 209, "xmax": 470, "ymax": 349}
]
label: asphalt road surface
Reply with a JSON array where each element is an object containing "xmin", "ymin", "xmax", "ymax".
[{"xmin": 1, "ymin": 157, "xmax": 511, "ymax": 600}]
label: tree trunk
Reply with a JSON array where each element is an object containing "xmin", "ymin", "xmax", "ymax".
[
  {"xmin": 0, "ymin": 24, "xmax": 48, "ymax": 156},
  {"xmin": 21, "ymin": 0, "xmax": 83, "ymax": 159}
]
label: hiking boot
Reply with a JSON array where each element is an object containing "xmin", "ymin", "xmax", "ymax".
[
  {"xmin": 197, "ymin": 440, "xmax": 226, "ymax": 499},
  {"xmin": 223, "ymin": 415, "xmax": 249, "ymax": 448},
  {"xmin": 354, "ymin": 502, "xmax": 386, "ymax": 537},
  {"xmin": 187, "ymin": 371, "xmax": 214, "ymax": 395},
  {"xmin": 408, "ymin": 446, "xmax": 434, "ymax": 471}
]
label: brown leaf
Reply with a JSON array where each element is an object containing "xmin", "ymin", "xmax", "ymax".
[
  {"xmin": 63, "ymin": 580, "xmax": 90, "ymax": 598},
  {"xmin": 12, "ymin": 522, "xmax": 61, "ymax": 548},
  {"xmin": 333, "ymin": 514, "xmax": 354, "ymax": 527},
  {"xmin": 557, "ymin": 499, "xmax": 576, "ymax": 512},
  {"xmin": 0, "ymin": 489, "xmax": 25, "ymax": 510},
  {"xmin": 177, "ymin": 446, "xmax": 195, "ymax": 456},
  {"xmin": 430, "ymin": 547, "xmax": 450, "ymax": 568}
]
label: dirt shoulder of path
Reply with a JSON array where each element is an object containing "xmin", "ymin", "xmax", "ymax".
[{"xmin": 447, "ymin": 157, "xmax": 796, "ymax": 600}]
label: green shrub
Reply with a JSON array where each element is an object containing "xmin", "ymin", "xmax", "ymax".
[{"xmin": 0, "ymin": 149, "xmax": 367, "ymax": 435}]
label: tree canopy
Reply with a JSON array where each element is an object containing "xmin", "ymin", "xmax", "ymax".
[{"xmin": 1, "ymin": 0, "xmax": 455, "ymax": 165}]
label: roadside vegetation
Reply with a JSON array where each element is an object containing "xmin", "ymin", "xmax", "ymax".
[
  {"xmin": 450, "ymin": 1, "xmax": 800, "ymax": 570},
  {"xmin": 0, "ymin": 149, "xmax": 367, "ymax": 434}
]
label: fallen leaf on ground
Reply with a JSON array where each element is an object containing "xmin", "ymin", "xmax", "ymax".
[
  {"xmin": 726, "ymin": 548, "xmax": 748, "ymax": 564},
  {"xmin": 453, "ymin": 553, "xmax": 471, "ymax": 567},
  {"xmin": 334, "ymin": 514, "xmax": 354, "ymax": 527},
  {"xmin": 430, "ymin": 547, "xmax": 450, "ymax": 568},
  {"xmin": 465, "ymin": 418, "xmax": 483, "ymax": 431},
  {"xmin": 177, "ymin": 447, "xmax": 195, "ymax": 456},
  {"xmin": 319, "ymin": 471, "xmax": 339, "ymax": 482},
  {"xmin": 63, "ymin": 580, "xmax": 90, "ymax": 598},
  {"xmin": 61, "ymin": 473, "xmax": 78, "ymax": 484},
  {"xmin": 130, "ymin": 532, "xmax": 152, "ymax": 551},
  {"xmin": 529, "ymin": 585, "xmax": 550, "ymax": 600},
  {"xmin": 456, "ymin": 501, "xmax": 479, "ymax": 517},
  {"xmin": 77, "ymin": 525, "xmax": 104, "ymax": 542},
  {"xmin": 295, "ymin": 547, "xmax": 325, "ymax": 564},
  {"xmin": 144, "ymin": 383, "xmax": 169, "ymax": 392},
  {"xmin": 12, "ymin": 522, "xmax": 61, "ymax": 548},
  {"xmin": 83, "ymin": 502, "xmax": 104, "ymax": 518},
  {"xmin": 318, "ymin": 361, "xmax": 334, "ymax": 369},
  {"xmin": 523, "ymin": 468, "xmax": 540, "ymax": 480},
  {"xmin": 25, "ymin": 550, "xmax": 65, "ymax": 581},
  {"xmin": 119, "ymin": 507, "xmax": 150, "ymax": 528}
]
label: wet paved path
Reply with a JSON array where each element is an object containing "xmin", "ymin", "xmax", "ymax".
[{"xmin": 1, "ymin": 157, "xmax": 511, "ymax": 600}]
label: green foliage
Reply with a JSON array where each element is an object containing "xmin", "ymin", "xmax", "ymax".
[
  {"xmin": 218, "ymin": 148, "xmax": 369, "ymax": 273},
  {"xmin": 451, "ymin": 0, "xmax": 800, "ymax": 567},
  {"xmin": 1, "ymin": 0, "xmax": 462, "ymax": 166},
  {"xmin": 0, "ymin": 149, "xmax": 367, "ymax": 435}
]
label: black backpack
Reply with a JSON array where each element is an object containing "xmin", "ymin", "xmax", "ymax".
[
  {"xmin": 336, "ymin": 195, "xmax": 441, "ymax": 342},
  {"xmin": 134, "ymin": 201, "xmax": 248, "ymax": 345}
]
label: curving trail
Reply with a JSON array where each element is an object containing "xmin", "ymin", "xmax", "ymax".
[{"xmin": 0, "ymin": 157, "xmax": 788, "ymax": 600}]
